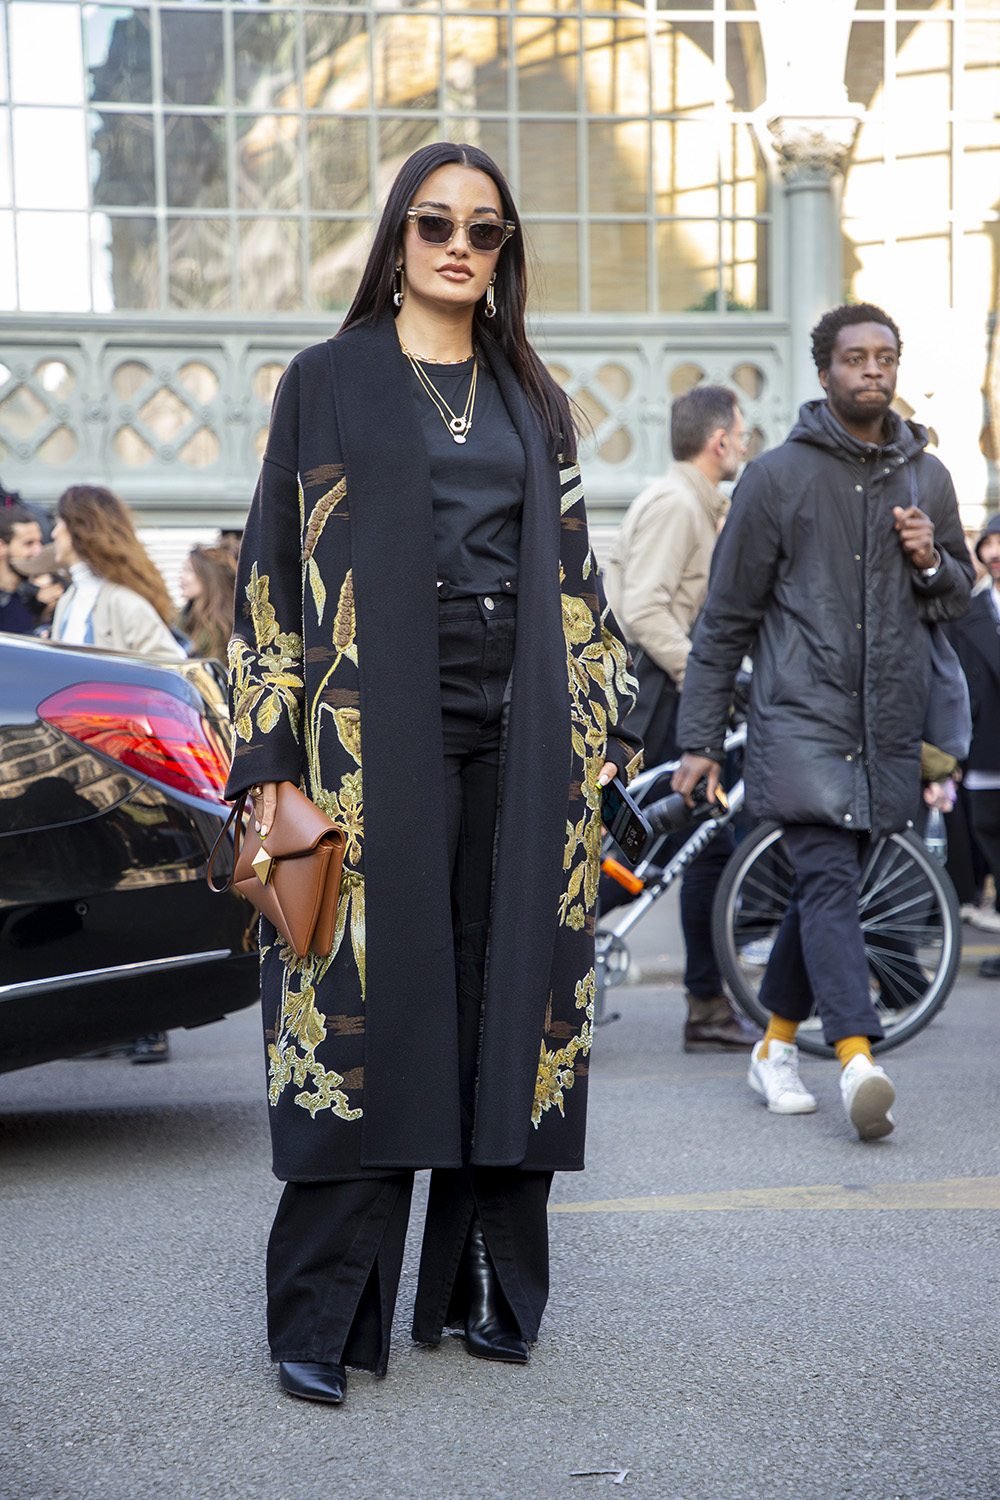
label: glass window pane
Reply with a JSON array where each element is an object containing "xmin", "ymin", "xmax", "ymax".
[
  {"xmin": 86, "ymin": 8, "xmax": 152, "ymax": 105},
  {"xmin": 965, "ymin": 23, "xmax": 1000, "ymax": 119},
  {"xmin": 91, "ymin": 212, "xmax": 158, "ymax": 310},
  {"xmin": 239, "ymin": 219, "xmax": 301, "ymax": 312},
  {"xmin": 843, "ymin": 121, "xmax": 884, "ymax": 220},
  {"xmin": 90, "ymin": 111, "xmax": 155, "ymax": 208},
  {"xmin": 17, "ymin": 210, "xmax": 92, "ymax": 310},
  {"xmin": 0, "ymin": 213, "xmax": 14, "ymax": 310},
  {"xmin": 653, "ymin": 121, "xmax": 718, "ymax": 216},
  {"xmin": 658, "ymin": 0, "xmax": 712, "ymax": 9},
  {"xmin": 722, "ymin": 218, "xmax": 766, "ymax": 310},
  {"xmin": 466, "ymin": 120, "xmax": 510, "ymax": 177},
  {"xmin": 726, "ymin": 21, "xmax": 765, "ymax": 111},
  {"xmin": 237, "ymin": 115, "xmax": 302, "ymax": 212},
  {"xmin": 656, "ymin": 219, "xmax": 717, "ymax": 312},
  {"xmin": 374, "ymin": 16, "xmax": 439, "ymax": 111},
  {"xmin": 378, "ymin": 117, "xmax": 440, "ymax": 183},
  {"xmin": 520, "ymin": 121, "xmax": 577, "ymax": 213},
  {"xmin": 310, "ymin": 218, "xmax": 372, "ymax": 312},
  {"xmin": 165, "ymin": 115, "xmax": 227, "ymax": 210},
  {"xmin": 897, "ymin": 21, "xmax": 951, "ymax": 113},
  {"xmin": 590, "ymin": 222, "xmax": 646, "ymax": 312},
  {"xmin": 652, "ymin": 22, "xmax": 713, "ymax": 115},
  {"xmin": 583, "ymin": 21, "xmax": 648, "ymax": 115},
  {"xmin": 10, "ymin": 2, "xmax": 84, "ymax": 106},
  {"xmin": 515, "ymin": 18, "xmax": 580, "ymax": 113},
  {"xmin": 843, "ymin": 217, "xmax": 887, "ymax": 304},
  {"xmin": 167, "ymin": 217, "xmax": 231, "ymax": 310},
  {"xmin": 305, "ymin": 14, "xmax": 370, "ymax": 111},
  {"xmin": 233, "ymin": 12, "xmax": 299, "ymax": 110},
  {"xmin": 13, "ymin": 108, "xmax": 88, "ymax": 210},
  {"xmin": 0, "ymin": 112, "xmax": 9, "ymax": 205},
  {"xmin": 444, "ymin": 18, "xmax": 507, "ymax": 113},
  {"xmin": 161, "ymin": 11, "xmax": 224, "ymax": 108},
  {"xmin": 890, "ymin": 104, "xmax": 950, "ymax": 226},
  {"xmin": 525, "ymin": 220, "xmax": 578, "ymax": 312},
  {"xmin": 0, "ymin": 20, "xmax": 7, "ymax": 103},
  {"xmin": 720, "ymin": 122, "xmax": 767, "ymax": 217},
  {"xmin": 589, "ymin": 121, "xmax": 648, "ymax": 214},
  {"xmin": 846, "ymin": 22, "xmax": 884, "ymax": 109},
  {"xmin": 307, "ymin": 118, "xmax": 370, "ymax": 213}
]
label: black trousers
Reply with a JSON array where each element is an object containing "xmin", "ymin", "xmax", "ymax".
[
  {"xmin": 967, "ymin": 789, "xmax": 1000, "ymax": 904},
  {"xmin": 758, "ymin": 824, "xmax": 885, "ymax": 1046},
  {"xmin": 604, "ymin": 667, "xmax": 734, "ymax": 999},
  {"xmin": 266, "ymin": 595, "xmax": 552, "ymax": 1374}
]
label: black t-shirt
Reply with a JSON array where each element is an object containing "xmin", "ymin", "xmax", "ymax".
[{"xmin": 407, "ymin": 355, "xmax": 526, "ymax": 597}]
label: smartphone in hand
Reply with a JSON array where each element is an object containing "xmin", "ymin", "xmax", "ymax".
[{"xmin": 601, "ymin": 776, "xmax": 652, "ymax": 864}]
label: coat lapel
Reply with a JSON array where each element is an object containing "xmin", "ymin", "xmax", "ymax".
[
  {"xmin": 328, "ymin": 318, "xmax": 462, "ymax": 1168},
  {"xmin": 472, "ymin": 341, "xmax": 572, "ymax": 1164}
]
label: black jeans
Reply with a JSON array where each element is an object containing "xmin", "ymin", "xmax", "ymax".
[
  {"xmin": 758, "ymin": 824, "xmax": 884, "ymax": 1046},
  {"xmin": 266, "ymin": 594, "xmax": 552, "ymax": 1373}
]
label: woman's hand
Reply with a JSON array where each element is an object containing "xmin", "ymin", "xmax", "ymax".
[
  {"xmin": 249, "ymin": 781, "xmax": 278, "ymax": 839},
  {"xmin": 598, "ymin": 761, "xmax": 617, "ymax": 789}
]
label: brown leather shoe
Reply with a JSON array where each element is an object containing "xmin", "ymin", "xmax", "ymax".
[{"xmin": 684, "ymin": 994, "xmax": 762, "ymax": 1052}]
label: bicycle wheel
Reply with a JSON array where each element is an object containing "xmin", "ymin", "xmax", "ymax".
[{"xmin": 711, "ymin": 821, "xmax": 961, "ymax": 1057}]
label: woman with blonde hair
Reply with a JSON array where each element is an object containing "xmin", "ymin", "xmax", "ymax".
[
  {"xmin": 177, "ymin": 544, "xmax": 237, "ymax": 662},
  {"xmin": 51, "ymin": 485, "xmax": 184, "ymax": 659}
]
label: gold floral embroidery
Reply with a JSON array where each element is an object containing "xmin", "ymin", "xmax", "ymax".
[
  {"xmin": 532, "ymin": 970, "xmax": 595, "ymax": 1125},
  {"xmin": 229, "ymin": 565, "xmax": 304, "ymax": 744}
]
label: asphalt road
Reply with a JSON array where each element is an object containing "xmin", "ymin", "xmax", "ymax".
[{"xmin": 2, "ymin": 899, "xmax": 999, "ymax": 1500}]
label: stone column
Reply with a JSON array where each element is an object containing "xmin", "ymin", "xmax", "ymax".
[{"xmin": 769, "ymin": 116, "xmax": 858, "ymax": 415}]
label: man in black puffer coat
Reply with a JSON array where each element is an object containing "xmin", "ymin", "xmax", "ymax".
[{"xmin": 674, "ymin": 303, "xmax": 973, "ymax": 1141}]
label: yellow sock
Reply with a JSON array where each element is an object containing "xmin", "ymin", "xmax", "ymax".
[
  {"xmin": 834, "ymin": 1035, "xmax": 872, "ymax": 1069},
  {"xmin": 761, "ymin": 1014, "xmax": 799, "ymax": 1058}
]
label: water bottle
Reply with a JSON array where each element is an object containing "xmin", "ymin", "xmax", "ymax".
[{"xmin": 924, "ymin": 805, "xmax": 947, "ymax": 865}]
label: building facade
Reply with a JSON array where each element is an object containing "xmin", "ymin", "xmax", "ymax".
[{"xmin": 0, "ymin": 0, "xmax": 997, "ymax": 528}]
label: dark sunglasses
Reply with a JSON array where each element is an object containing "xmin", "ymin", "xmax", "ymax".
[{"xmin": 404, "ymin": 209, "xmax": 516, "ymax": 254}]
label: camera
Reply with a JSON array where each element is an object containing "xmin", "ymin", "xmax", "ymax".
[{"xmin": 643, "ymin": 776, "xmax": 728, "ymax": 836}]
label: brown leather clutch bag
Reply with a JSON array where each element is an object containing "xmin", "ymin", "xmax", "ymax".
[{"xmin": 208, "ymin": 781, "xmax": 347, "ymax": 958}]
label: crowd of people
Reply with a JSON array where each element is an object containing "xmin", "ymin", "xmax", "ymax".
[{"xmin": 1, "ymin": 481, "xmax": 240, "ymax": 1065}]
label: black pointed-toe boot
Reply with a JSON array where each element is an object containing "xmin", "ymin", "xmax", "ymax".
[
  {"xmin": 463, "ymin": 1219, "xmax": 529, "ymax": 1364},
  {"xmin": 279, "ymin": 1361, "xmax": 347, "ymax": 1403}
]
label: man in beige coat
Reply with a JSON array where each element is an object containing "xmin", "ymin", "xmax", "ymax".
[{"xmin": 604, "ymin": 385, "xmax": 760, "ymax": 1051}]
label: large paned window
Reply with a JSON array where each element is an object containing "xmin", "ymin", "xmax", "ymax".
[
  {"xmin": 841, "ymin": 1, "xmax": 1000, "ymax": 473},
  {"xmin": 0, "ymin": 0, "xmax": 770, "ymax": 315}
]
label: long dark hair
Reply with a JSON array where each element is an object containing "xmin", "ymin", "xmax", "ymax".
[{"xmin": 340, "ymin": 142, "xmax": 576, "ymax": 461}]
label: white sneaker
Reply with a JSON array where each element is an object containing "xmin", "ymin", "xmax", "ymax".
[
  {"xmin": 748, "ymin": 1040, "xmax": 817, "ymax": 1114},
  {"xmin": 960, "ymin": 903, "xmax": 1000, "ymax": 934},
  {"xmin": 840, "ymin": 1054, "xmax": 896, "ymax": 1140}
]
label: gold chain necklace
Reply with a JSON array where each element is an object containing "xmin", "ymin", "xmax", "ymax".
[{"xmin": 400, "ymin": 340, "xmax": 478, "ymax": 444}]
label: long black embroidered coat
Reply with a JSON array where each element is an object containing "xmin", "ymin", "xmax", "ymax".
[{"xmin": 226, "ymin": 314, "xmax": 640, "ymax": 1181}]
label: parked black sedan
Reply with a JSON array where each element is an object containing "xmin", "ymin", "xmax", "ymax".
[{"xmin": 0, "ymin": 631, "xmax": 259, "ymax": 1073}]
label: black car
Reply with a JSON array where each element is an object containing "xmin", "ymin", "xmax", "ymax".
[{"xmin": 0, "ymin": 631, "xmax": 259, "ymax": 1072}]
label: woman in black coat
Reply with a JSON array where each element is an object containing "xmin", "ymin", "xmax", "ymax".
[{"xmin": 226, "ymin": 142, "xmax": 640, "ymax": 1403}]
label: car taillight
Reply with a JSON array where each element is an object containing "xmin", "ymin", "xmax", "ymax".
[{"xmin": 38, "ymin": 681, "xmax": 231, "ymax": 805}]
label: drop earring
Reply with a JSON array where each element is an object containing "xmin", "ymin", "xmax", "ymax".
[
  {"xmin": 393, "ymin": 263, "xmax": 404, "ymax": 309},
  {"xmin": 484, "ymin": 275, "xmax": 497, "ymax": 319}
]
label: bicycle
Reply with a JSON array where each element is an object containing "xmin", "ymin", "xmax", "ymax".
[{"xmin": 596, "ymin": 722, "xmax": 961, "ymax": 1056}]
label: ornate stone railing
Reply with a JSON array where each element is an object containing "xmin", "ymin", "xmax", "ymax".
[{"xmin": 0, "ymin": 313, "xmax": 791, "ymax": 526}]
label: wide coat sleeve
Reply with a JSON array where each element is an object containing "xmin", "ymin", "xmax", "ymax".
[
  {"xmin": 675, "ymin": 461, "xmax": 781, "ymax": 761},
  {"xmin": 910, "ymin": 455, "xmax": 973, "ymax": 623},
  {"xmin": 224, "ymin": 359, "xmax": 308, "ymax": 799}
]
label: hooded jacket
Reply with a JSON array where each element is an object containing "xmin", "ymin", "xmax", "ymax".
[{"xmin": 677, "ymin": 401, "xmax": 973, "ymax": 834}]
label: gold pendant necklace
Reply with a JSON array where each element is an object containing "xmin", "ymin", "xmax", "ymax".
[{"xmin": 400, "ymin": 340, "xmax": 478, "ymax": 444}]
